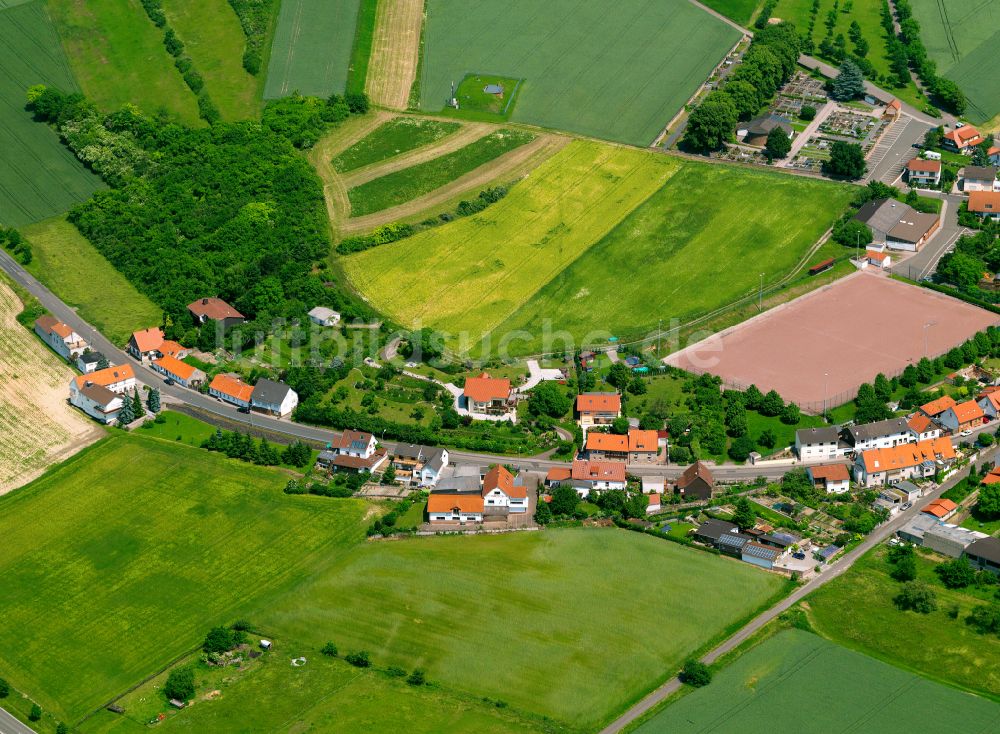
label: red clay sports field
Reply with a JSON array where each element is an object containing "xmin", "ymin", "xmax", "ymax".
[{"xmin": 665, "ymin": 272, "xmax": 1000, "ymax": 412}]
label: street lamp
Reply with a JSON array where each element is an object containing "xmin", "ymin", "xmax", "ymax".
[
  {"xmin": 823, "ymin": 371, "xmax": 829, "ymax": 419},
  {"xmin": 759, "ymin": 272, "xmax": 765, "ymax": 311}
]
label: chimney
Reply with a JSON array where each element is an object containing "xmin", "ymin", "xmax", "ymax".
[{"xmin": 202, "ymin": 298, "xmax": 208, "ymax": 305}]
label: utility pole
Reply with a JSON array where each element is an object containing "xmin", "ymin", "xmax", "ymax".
[{"xmin": 823, "ymin": 371, "xmax": 829, "ymax": 419}]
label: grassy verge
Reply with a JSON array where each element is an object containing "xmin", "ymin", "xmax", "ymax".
[
  {"xmin": 333, "ymin": 116, "xmax": 460, "ymax": 172},
  {"xmin": 347, "ymin": 128, "xmax": 535, "ymax": 215},
  {"xmin": 345, "ymin": 0, "xmax": 379, "ymax": 95}
]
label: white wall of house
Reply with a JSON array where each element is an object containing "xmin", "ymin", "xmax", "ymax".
[
  {"xmin": 253, "ymin": 390, "xmax": 299, "ymax": 417},
  {"xmin": 978, "ymin": 397, "xmax": 999, "ymax": 419},
  {"xmin": 853, "ymin": 431, "xmax": 912, "ymax": 452},
  {"xmin": 429, "ymin": 510, "xmax": 482, "ymax": 523},
  {"xmin": 795, "ymin": 438, "xmax": 845, "ymax": 461},
  {"xmin": 825, "ymin": 478, "xmax": 850, "ymax": 494},
  {"xmin": 69, "ymin": 387, "xmax": 122, "ymax": 424}
]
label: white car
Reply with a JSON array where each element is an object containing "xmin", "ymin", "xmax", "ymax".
[{"xmin": 960, "ymin": 430, "xmax": 973, "ymax": 437}]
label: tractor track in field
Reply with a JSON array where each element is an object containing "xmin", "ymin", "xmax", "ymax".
[
  {"xmin": 340, "ymin": 122, "xmax": 493, "ymax": 188},
  {"xmin": 340, "ymin": 133, "xmax": 569, "ymax": 235}
]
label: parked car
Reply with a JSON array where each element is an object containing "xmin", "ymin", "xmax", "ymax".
[
  {"xmin": 237, "ymin": 406, "xmax": 251, "ymax": 414},
  {"xmin": 960, "ymin": 429, "xmax": 973, "ymax": 437},
  {"xmin": 792, "ymin": 552, "xmax": 806, "ymax": 560},
  {"xmin": 163, "ymin": 377, "xmax": 175, "ymax": 386}
]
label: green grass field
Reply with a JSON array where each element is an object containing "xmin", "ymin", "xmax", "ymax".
[
  {"xmin": 637, "ymin": 629, "xmax": 1000, "ymax": 733},
  {"xmin": 346, "ymin": 128, "xmax": 535, "ymax": 216},
  {"xmin": 418, "ymin": 0, "xmax": 740, "ymax": 145},
  {"xmin": 333, "ymin": 117, "xmax": 461, "ymax": 172},
  {"xmin": 47, "ymin": 0, "xmax": 201, "ymax": 124},
  {"xmin": 808, "ymin": 547, "xmax": 1000, "ymax": 698},
  {"xmin": 345, "ymin": 0, "xmax": 378, "ymax": 95},
  {"xmin": 345, "ymin": 140, "xmax": 855, "ymax": 357},
  {"xmin": 78, "ymin": 653, "xmax": 540, "ymax": 734},
  {"xmin": 698, "ymin": 0, "xmax": 762, "ymax": 25},
  {"xmin": 910, "ymin": 0, "xmax": 1000, "ymax": 124},
  {"xmin": 0, "ymin": 434, "xmax": 370, "ymax": 722},
  {"xmin": 23, "ymin": 217, "xmax": 161, "ymax": 345},
  {"xmin": 264, "ymin": 0, "xmax": 361, "ymax": 98},
  {"xmin": 443, "ymin": 73, "xmax": 524, "ymax": 121},
  {"xmin": 0, "ymin": 0, "xmax": 104, "ymax": 227},
  {"xmin": 343, "ymin": 140, "xmax": 677, "ymax": 351},
  {"xmin": 253, "ymin": 528, "xmax": 785, "ymax": 729},
  {"xmin": 162, "ymin": 0, "xmax": 259, "ymax": 120}
]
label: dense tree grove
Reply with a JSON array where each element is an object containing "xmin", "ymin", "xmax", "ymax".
[
  {"xmin": 823, "ymin": 141, "xmax": 866, "ymax": 179},
  {"xmin": 934, "ymin": 227, "xmax": 1000, "ymax": 302},
  {"xmin": 27, "ymin": 87, "xmax": 374, "ymax": 336},
  {"xmin": 0, "ymin": 226, "xmax": 31, "ymax": 264},
  {"xmin": 683, "ymin": 23, "xmax": 801, "ymax": 152},
  {"xmin": 227, "ymin": 0, "xmax": 276, "ymax": 75}
]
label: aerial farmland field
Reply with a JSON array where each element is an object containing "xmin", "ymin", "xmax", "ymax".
[
  {"xmin": 417, "ymin": 0, "xmax": 741, "ymax": 145},
  {"xmin": 254, "ymin": 528, "xmax": 787, "ymax": 729},
  {"xmin": 0, "ymin": 0, "xmax": 103, "ymax": 227},
  {"xmin": 344, "ymin": 140, "xmax": 855, "ymax": 357},
  {"xmin": 46, "ymin": 0, "xmax": 201, "ymax": 124},
  {"xmin": 637, "ymin": 629, "xmax": 1000, "ymax": 733},
  {"xmin": 0, "ymin": 434, "xmax": 370, "ymax": 722},
  {"xmin": 264, "ymin": 0, "xmax": 361, "ymax": 98},
  {"xmin": 342, "ymin": 140, "xmax": 679, "ymax": 346},
  {"xmin": 161, "ymin": 0, "xmax": 260, "ymax": 120},
  {"xmin": 0, "ymin": 276, "xmax": 101, "ymax": 495},
  {"xmin": 909, "ymin": 0, "xmax": 1000, "ymax": 125}
]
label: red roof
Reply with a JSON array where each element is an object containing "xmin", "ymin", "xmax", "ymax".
[
  {"xmin": 920, "ymin": 395, "xmax": 956, "ymax": 417},
  {"xmin": 153, "ymin": 354, "xmax": 198, "ymax": 380},
  {"xmin": 586, "ymin": 432, "xmax": 628, "ymax": 452},
  {"xmin": 483, "ymin": 465, "xmax": 526, "ymax": 498},
  {"xmin": 131, "ymin": 327, "xmax": 164, "ymax": 353},
  {"xmin": 969, "ymin": 191, "xmax": 1000, "ymax": 214},
  {"xmin": 546, "ymin": 467, "xmax": 572, "ymax": 483},
  {"xmin": 907, "ymin": 413, "xmax": 935, "ymax": 434},
  {"xmin": 808, "ymin": 464, "xmax": 850, "ymax": 482},
  {"xmin": 427, "ymin": 493, "xmax": 484, "ymax": 514},
  {"xmin": 628, "ymin": 429, "xmax": 658, "ymax": 452},
  {"xmin": 944, "ymin": 125, "xmax": 982, "ymax": 147},
  {"xmin": 74, "ymin": 364, "xmax": 135, "ymax": 390},
  {"xmin": 576, "ymin": 393, "xmax": 621, "ymax": 413},
  {"xmin": 922, "ymin": 498, "xmax": 957, "ymax": 518},
  {"xmin": 571, "ymin": 460, "xmax": 626, "ymax": 483},
  {"xmin": 463, "ymin": 373, "xmax": 511, "ymax": 403},
  {"xmin": 949, "ymin": 399, "xmax": 984, "ymax": 424},
  {"xmin": 188, "ymin": 297, "xmax": 243, "ymax": 321},
  {"xmin": 907, "ymin": 157, "xmax": 941, "ymax": 173},
  {"xmin": 209, "ymin": 373, "xmax": 254, "ymax": 402}
]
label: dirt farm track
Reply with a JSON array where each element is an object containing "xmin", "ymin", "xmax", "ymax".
[{"xmin": 666, "ymin": 272, "xmax": 1000, "ymax": 412}]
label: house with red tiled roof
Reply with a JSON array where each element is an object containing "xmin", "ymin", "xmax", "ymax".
[
  {"xmin": 806, "ymin": 463, "xmax": 851, "ymax": 494},
  {"xmin": 568, "ymin": 460, "xmax": 627, "ymax": 497},
  {"xmin": 854, "ymin": 437, "xmax": 956, "ymax": 487},
  {"xmin": 968, "ymin": 191, "xmax": 1000, "ymax": 222},
  {"xmin": 922, "ymin": 498, "xmax": 958, "ymax": 520},
  {"xmin": 427, "ymin": 464, "xmax": 533, "ymax": 523},
  {"xmin": 316, "ymin": 429, "xmax": 388, "ymax": 474},
  {"xmin": 482, "ymin": 465, "xmax": 528, "ymax": 513},
  {"xmin": 463, "ymin": 373, "xmax": 513, "ymax": 416},
  {"xmin": 209, "ymin": 373, "xmax": 254, "ymax": 408},
  {"xmin": 128, "ymin": 327, "xmax": 164, "ymax": 363},
  {"xmin": 585, "ymin": 429, "xmax": 661, "ymax": 463},
  {"xmin": 187, "ymin": 297, "xmax": 244, "ymax": 328},
  {"xmin": 427, "ymin": 493, "xmax": 484, "ymax": 524},
  {"xmin": 906, "ymin": 157, "xmax": 941, "ymax": 187},
  {"xmin": 151, "ymin": 354, "xmax": 205, "ymax": 388},
  {"xmin": 919, "ymin": 395, "xmax": 957, "ymax": 420},
  {"xmin": 34, "ymin": 315, "xmax": 87, "ymax": 360},
  {"xmin": 989, "ymin": 146, "xmax": 1000, "ymax": 166},
  {"xmin": 942, "ymin": 124, "xmax": 983, "ymax": 152},
  {"xmin": 575, "ymin": 392, "xmax": 621, "ymax": 429},
  {"xmin": 939, "ymin": 399, "xmax": 986, "ymax": 433},
  {"xmin": 865, "ymin": 249, "xmax": 892, "ymax": 270},
  {"xmin": 907, "ymin": 413, "xmax": 942, "ymax": 442},
  {"xmin": 72, "ymin": 364, "xmax": 135, "ymax": 394}
]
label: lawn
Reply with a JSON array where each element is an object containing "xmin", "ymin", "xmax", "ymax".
[
  {"xmin": 333, "ymin": 116, "xmax": 461, "ymax": 172},
  {"xmin": 443, "ymin": 73, "xmax": 524, "ymax": 121},
  {"xmin": 82, "ymin": 652, "xmax": 540, "ymax": 734},
  {"xmin": 139, "ymin": 410, "xmax": 217, "ymax": 448},
  {"xmin": 345, "ymin": 0, "xmax": 378, "ymax": 94},
  {"xmin": 698, "ymin": 0, "xmax": 762, "ymax": 25},
  {"xmin": 343, "ymin": 140, "xmax": 680, "ymax": 355},
  {"xmin": 264, "ymin": 0, "xmax": 361, "ymax": 98},
  {"xmin": 418, "ymin": 0, "xmax": 740, "ymax": 145},
  {"xmin": 493, "ymin": 160, "xmax": 856, "ymax": 355},
  {"xmin": 47, "ymin": 0, "xmax": 201, "ymax": 125},
  {"xmin": 637, "ymin": 629, "xmax": 1000, "ymax": 733},
  {"xmin": 0, "ymin": 433, "xmax": 370, "ymax": 722},
  {"xmin": 162, "ymin": 0, "xmax": 259, "ymax": 120},
  {"xmin": 252, "ymin": 528, "xmax": 786, "ymax": 729},
  {"xmin": 807, "ymin": 546, "xmax": 1000, "ymax": 698},
  {"xmin": 0, "ymin": 0, "xmax": 104, "ymax": 227},
  {"xmin": 909, "ymin": 0, "xmax": 1000, "ymax": 124},
  {"xmin": 23, "ymin": 217, "xmax": 162, "ymax": 346},
  {"xmin": 347, "ymin": 128, "xmax": 535, "ymax": 216}
]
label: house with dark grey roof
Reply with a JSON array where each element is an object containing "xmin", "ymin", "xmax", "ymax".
[
  {"xmin": 76, "ymin": 351, "xmax": 105, "ymax": 374},
  {"xmin": 854, "ymin": 198, "xmax": 940, "ymax": 252},
  {"xmin": 717, "ymin": 532, "xmax": 752, "ymax": 557},
  {"xmin": 739, "ymin": 114, "xmax": 792, "ymax": 146},
  {"xmin": 844, "ymin": 417, "xmax": 912, "ymax": 452},
  {"xmin": 964, "ymin": 537, "xmax": 1000, "ymax": 575},
  {"xmin": 962, "ymin": 165, "xmax": 998, "ymax": 193},
  {"xmin": 692, "ymin": 518, "xmax": 738, "ymax": 546},
  {"xmin": 795, "ymin": 426, "xmax": 849, "ymax": 461},
  {"xmin": 391, "ymin": 444, "xmax": 450, "ymax": 487},
  {"xmin": 250, "ymin": 378, "xmax": 298, "ymax": 417}
]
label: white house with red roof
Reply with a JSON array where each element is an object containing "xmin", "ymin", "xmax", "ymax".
[
  {"xmin": 567, "ymin": 460, "xmax": 627, "ymax": 497},
  {"xmin": 938, "ymin": 399, "xmax": 986, "ymax": 433},
  {"xmin": 907, "ymin": 413, "xmax": 942, "ymax": 442},
  {"xmin": 34, "ymin": 315, "xmax": 87, "ymax": 360},
  {"xmin": 462, "ymin": 373, "xmax": 515, "ymax": 419},
  {"xmin": 990, "ymin": 146, "xmax": 1000, "ymax": 166},
  {"xmin": 906, "ymin": 157, "xmax": 941, "ymax": 187},
  {"xmin": 316, "ymin": 429, "xmax": 388, "ymax": 473},
  {"xmin": 968, "ymin": 191, "xmax": 1000, "ymax": 222},
  {"xmin": 806, "ymin": 463, "xmax": 850, "ymax": 494},
  {"xmin": 128, "ymin": 327, "xmax": 165, "ymax": 363},
  {"xmin": 576, "ymin": 392, "xmax": 621, "ymax": 429},
  {"xmin": 942, "ymin": 124, "xmax": 983, "ymax": 152},
  {"xmin": 151, "ymin": 354, "xmax": 205, "ymax": 388},
  {"xmin": 72, "ymin": 364, "xmax": 136, "ymax": 395},
  {"xmin": 208, "ymin": 373, "xmax": 254, "ymax": 408},
  {"xmin": 481, "ymin": 465, "xmax": 528, "ymax": 513}
]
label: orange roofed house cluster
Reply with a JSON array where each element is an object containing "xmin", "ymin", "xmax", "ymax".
[
  {"xmin": 585, "ymin": 428, "xmax": 661, "ymax": 464},
  {"xmin": 427, "ymin": 465, "xmax": 531, "ymax": 524}
]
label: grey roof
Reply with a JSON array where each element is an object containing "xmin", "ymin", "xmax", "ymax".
[
  {"xmin": 318, "ymin": 450, "xmax": 338, "ymax": 462},
  {"xmin": 78, "ymin": 351, "xmax": 103, "ymax": 364},
  {"xmin": 746, "ymin": 114, "xmax": 791, "ymax": 136},
  {"xmin": 395, "ymin": 443, "xmax": 425, "ymax": 460},
  {"xmin": 694, "ymin": 518, "xmax": 738, "ymax": 541},
  {"xmin": 925, "ymin": 523, "xmax": 986, "ymax": 548},
  {"xmin": 433, "ymin": 476, "xmax": 481, "ymax": 493},
  {"xmin": 743, "ymin": 542, "xmax": 781, "ymax": 561},
  {"xmin": 251, "ymin": 378, "xmax": 293, "ymax": 405},
  {"xmin": 895, "ymin": 481, "xmax": 920, "ymax": 495},
  {"xmin": 817, "ymin": 545, "xmax": 840, "ymax": 560},
  {"xmin": 847, "ymin": 417, "xmax": 909, "ymax": 443},
  {"xmin": 887, "ymin": 212, "xmax": 940, "ymax": 244},
  {"xmin": 898, "ymin": 513, "xmax": 938, "ymax": 540},
  {"xmin": 424, "ymin": 448, "xmax": 447, "ymax": 474},
  {"xmin": 79, "ymin": 382, "xmax": 119, "ymax": 407},
  {"xmin": 965, "ymin": 165, "xmax": 997, "ymax": 181},
  {"xmin": 796, "ymin": 426, "xmax": 841, "ymax": 444},
  {"xmin": 770, "ymin": 532, "xmax": 799, "ymax": 545},
  {"xmin": 854, "ymin": 198, "xmax": 916, "ymax": 236},
  {"xmin": 717, "ymin": 533, "xmax": 752, "ymax": 550},
  {"xmin": 965, "ymin": 536, "xmax": 1000, "ymax": 564}
]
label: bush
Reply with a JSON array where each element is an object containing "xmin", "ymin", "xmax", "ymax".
[
  {"xmin": 893, "ymin": 581, "xmax": 937, "ymax": 613},
  {"xmin": 800, "ymin": 104, "xmax": 816, "ymax": 121},
  {"xmin": 0, "ymin": 678, "xmax": 8, "ymax": 698},
  {"xmin": 936, "ymin": 556, "xmax": 976, "ymax": 589},
  {"xmin": 407, "ymin": 668, "xmax": 426, "ymax": 686},
  {"xmin": 681, "ymin": 659, "xmax": 712, "ymax": 687},
  {"xmin": 29, "ymin": 704, "xmax": 41, "ymax": 722},
  {"xmin": 345, "ymin": 651, "xmax": 371, "ymax": 668},
  {"xmin": 164, "ymin": 666, "xmax": 196, "ymax": 701},
  {"xmin": 321, "ymin": 641, "xmax": 338, "ymax": 657},
  {"xmin": 386, "ymin": 666, "xmax": 407, "ymax": 677},
  {"xmin": 203, "ymin": 626, "xmax": 237, "ymax": 654}
]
